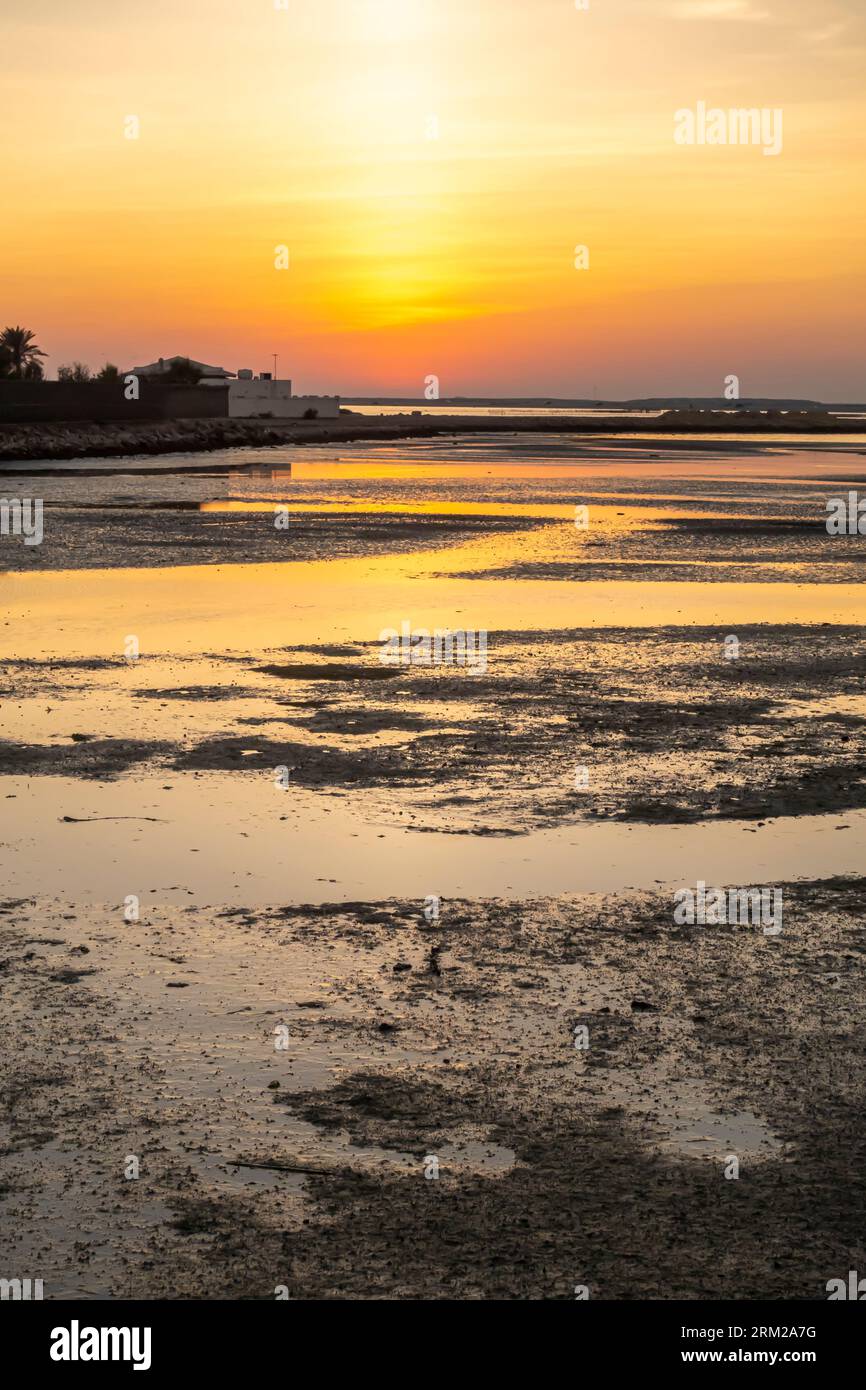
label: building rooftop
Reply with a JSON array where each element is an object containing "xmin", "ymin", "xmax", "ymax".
[{"xmin": 128, "ymin": 356, "xmax": 235, "ymax": 379}]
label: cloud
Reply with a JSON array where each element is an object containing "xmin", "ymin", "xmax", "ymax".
[
  {"xmin": 669, "ymin": 0, "xmax": 771, "ymax": 19},
  {"xmin": 806, "ymin": 20, "xmax": 855, "ymax": 45}
]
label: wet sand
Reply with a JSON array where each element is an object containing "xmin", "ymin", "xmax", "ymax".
[
  {"xmin": 1, "ymin": 439, "xmax": 865, "ymax": 1299},
  {"xmin": 2, "ymin": 622, "xmax": 866, "ymax": 833},
  {"xmin": 3, "ymin": 881, "xmax": 866, "ymax": 1299}
]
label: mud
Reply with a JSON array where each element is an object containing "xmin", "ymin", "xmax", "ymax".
[
  {"xmin": 443, "ymin": 515, "xmax": 866, "ymax": 586},
  {"xmin": 2, "ymin": 439, "xmax": 865, "ymax": 1302},
  {"xmin": 0, "ymin": 502, "xmax": 548, "ymax": 572},
  {"xmin": 4, "ymin": 626, "xmax": 866, "ymax": 829},
  {"xmin": 2, "ymin": 881, "xmax": 865, "ymax": 1298}
]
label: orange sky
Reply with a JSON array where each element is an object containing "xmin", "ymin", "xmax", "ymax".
[{"xmin": 2, "ymin": 0, "xmax": 864, "ymax": 396}]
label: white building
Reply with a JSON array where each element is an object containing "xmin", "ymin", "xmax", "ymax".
[{"xmin": 228, "ymin": 377, "xmax": 340, "ymax": 419}]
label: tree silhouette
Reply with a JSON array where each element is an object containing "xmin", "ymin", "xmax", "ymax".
[
  {"xmin": 161, "ymin": 357, "xmax": 203, "ymax": 384},
  {"xmin": 0, "ymin": 326, "xmax": 47, "ymax": 379},
  {"xmin": 57, "ymin": 362, "xmax": 92, "ymax": 383}
]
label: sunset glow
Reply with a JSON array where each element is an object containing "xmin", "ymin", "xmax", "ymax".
[{"xmin": 3, "ymin": 0, "xmax": 864, "ymax": 394}]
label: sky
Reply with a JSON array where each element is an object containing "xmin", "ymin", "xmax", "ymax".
[{"xmin": 2, "ymin": 0, "xmax": 864, "ymax": 397}]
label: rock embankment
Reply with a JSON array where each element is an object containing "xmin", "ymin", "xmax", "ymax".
[
  {"xmin": 0, "ymin": 415, "xmax": 444, "ymax": 463},
  {"xmin": 0, "ymin": 409, "xmax": 859, "ymax": 464}
]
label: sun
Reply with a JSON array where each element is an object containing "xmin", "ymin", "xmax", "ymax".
[{"xmin": 353, "ymin": 0, "xmax": 433, "ymax": 44}]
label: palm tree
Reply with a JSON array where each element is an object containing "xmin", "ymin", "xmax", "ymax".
[{"xmin": 0, "ymin": 326, "xmax": 47, "ymax": 379}]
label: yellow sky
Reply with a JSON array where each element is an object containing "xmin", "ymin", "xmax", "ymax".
[{"xmin": 2, "ymin": 0, "xmax": 864, "ymax": 395}]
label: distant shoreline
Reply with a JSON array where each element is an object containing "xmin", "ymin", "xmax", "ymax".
[
  {"xmin": 1, "ymin": 409, "xmax": 864, "ymax": 466},
  {"xmin": 344, "ymin": 396, "xmax": 866, "ymax": 412}
]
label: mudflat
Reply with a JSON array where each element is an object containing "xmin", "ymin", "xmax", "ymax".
[{"xmin": 1, "ymin": 436, "xmax": 865, "ymax": 1298}]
